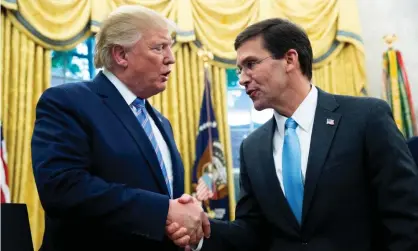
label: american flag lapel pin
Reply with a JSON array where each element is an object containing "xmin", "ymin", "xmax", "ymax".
[{"xmin": 326, "ymin": 118, "xmax": 334, "ymax": 126}]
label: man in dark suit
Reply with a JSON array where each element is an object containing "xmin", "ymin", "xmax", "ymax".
[
  {"xmin": 408, "ymin": 136, "xmax": 418, "ymax": 166},
  {"xmin": 168, "ymin": 18, "xmax": 418, "ymax": 251},
  {"xmin": 31, "ymin": 5, "xmax": 209, "ymax": 251}
]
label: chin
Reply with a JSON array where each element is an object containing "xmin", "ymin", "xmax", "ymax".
[
  {"xmin": 252, "ymin": 100, "xmax": 268, "ymax": 111},
  {"xmin": 156, "ymin": 81, "xmax": 167, "ymax": 91}
]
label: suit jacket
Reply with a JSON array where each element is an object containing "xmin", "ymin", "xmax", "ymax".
[
  {"xmin": 407, "ymin": 136, "xmax": 418, "ymax": 167},
  {"xmin": 203, "ymin": 89, "xmax": 418, "ymax": 251},
  {"xmin": 31, "ymin": 72, "xmax": 184, "ymax": 251}
]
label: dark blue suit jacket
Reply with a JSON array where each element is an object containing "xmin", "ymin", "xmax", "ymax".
[
  {"xmin": 408, "ymin": 136, "xmax": 418, "ymax": 167},
  {"xmin": 203, "ymin": 90, "xmax": 418, "ymax": 251},
  {"xmin": 31, "ymin": 72, "xmax": 184, "ymax": 251}
]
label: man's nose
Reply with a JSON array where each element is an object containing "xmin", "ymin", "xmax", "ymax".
[
  {"xmin": 238, "ymin": 72, "xmax": 251, "ymax": 87},
  {"xmin": 165, "ymin": 47, "xmax": 175, "ymax": 65}
]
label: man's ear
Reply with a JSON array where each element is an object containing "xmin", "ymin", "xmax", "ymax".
[
  {"xmin": 284, "ymin": 49, "xmax": 299, "ymax": 73},
  {"xmin": 111, "ymin": 45, "xmax": 128, "ymax": 68}
]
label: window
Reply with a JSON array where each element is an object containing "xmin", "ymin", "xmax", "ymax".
[
  {"xmin": 226, "ymin": 69, "xmax": 273, "ymax": 200},
  {"xmin": 51, "ymin": 37, "xmax": 96, "ymax": 86}
]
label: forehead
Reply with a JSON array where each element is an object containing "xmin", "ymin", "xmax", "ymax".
[
  {"xmin": 236, "ymin": 36, "xmax": 269, "ymax": 65},
  {"xmin": 143, "ymin": 29, "xmax": 173, "ymax": 45}
]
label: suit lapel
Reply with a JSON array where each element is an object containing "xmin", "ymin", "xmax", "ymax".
[
  {"xmin": 259, "ymin": 119, "xmax": 301, "ymax": 232},
  {"xmin": 146, "ymin": 104, "xmax": 184, "ymax": 198},
  {"xmin": 92, "ymin": 72, "xmax": 170, "ymax": 196},
  {"xmin": 302, "ymin": 89, "xmax": 340, "ymax": 223}
]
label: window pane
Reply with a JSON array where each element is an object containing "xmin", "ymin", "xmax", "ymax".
[
  {"xmin": 76, "ymin": 42, "xmax": 88, "ymax": 56},
  {"xmin": 227, "ymin": 89, "xmax": 252, "ymax": 127},
  {"xmin": 251, "ymin": 108, "xmax": 273, "ymax": 128},
  {"xmin": 50, "ymin": 37, "xmax": 96, "ymax": 86},
  {"xmin": 51, "ymin": 75, "xmax": 66, "ymax": 87},
  {"xmin": 229, "ymin": 127, "xmax": 249, "ymax": 169},
  {"xmin": 233, "ymin": 168, "xmax": 240, "ymax": 201},
  {"xmin": 65, "ymin": 57, "xmax": 90, "ymax": 81}
]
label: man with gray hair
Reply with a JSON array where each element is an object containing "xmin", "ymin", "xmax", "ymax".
[{"xmin": 31, "ymin": 5, "xmax": 209, "ymax": 251}]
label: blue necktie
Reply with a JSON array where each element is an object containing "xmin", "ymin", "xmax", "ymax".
[
  {"xmin": 131, "ymin": 98, "xmax": 172, "ymax": 198},
  {"xmin": 282, "ymin": 118, "xmax": 304, "ymax": 224}
]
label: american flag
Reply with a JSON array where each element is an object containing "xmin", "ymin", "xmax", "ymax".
[{"xmin": 1, "ymin": 122, "xmax": 11, "ymax": 203}]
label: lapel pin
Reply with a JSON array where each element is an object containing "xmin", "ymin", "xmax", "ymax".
[{"xmin": 326, "ymin": 118, "xmax": 334, "ymax": 126}]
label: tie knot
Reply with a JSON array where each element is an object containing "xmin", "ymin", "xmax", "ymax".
[
  {"xmin": 285, "ymin": 118, "xmax": 298, "ymax": 129},
  {"xmin": 132, "ymin": 98, "xmax": 145, "ymax": 109}
]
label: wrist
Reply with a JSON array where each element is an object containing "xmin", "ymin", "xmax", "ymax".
[{"xmin": 166, "ymin": 199, "xmax": 176, "ymax": 224}]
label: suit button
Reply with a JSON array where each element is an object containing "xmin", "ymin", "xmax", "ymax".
[{"xmin": 302, "ymin": 242, "xmax": 308, "ymax": 245}]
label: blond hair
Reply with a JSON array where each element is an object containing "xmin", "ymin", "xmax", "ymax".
[{"xmin": 94, "ymin": 5, "xmax": 177, "ymax": 69}]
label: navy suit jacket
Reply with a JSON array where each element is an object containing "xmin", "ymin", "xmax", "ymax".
[
  {"xmin": 407, "ymin": 136, "xmax": 418, "ymax": 167},
  {"xmin": 31, "ymin": 72, "xmax": 184, "ymax": 251},
  {"xmin": 203, "ymin": 89, "xmax": 418, "ymax": 251}
]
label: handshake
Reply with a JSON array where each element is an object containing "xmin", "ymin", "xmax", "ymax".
[{"xmin": 165, "ymin": 178, "xmax": 214, "ymax": 249}]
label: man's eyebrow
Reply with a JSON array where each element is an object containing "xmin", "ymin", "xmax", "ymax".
[{"xmin": 237, "ymin": 56, "xmax": 257, "ymax": 66}]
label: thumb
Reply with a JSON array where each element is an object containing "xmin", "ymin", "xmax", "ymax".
[{"xmin": 178, "ymin": 193, "xmax": 194, "ymax": 204}]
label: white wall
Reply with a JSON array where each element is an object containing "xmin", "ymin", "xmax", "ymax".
[{"xmin": 357, "ymin": 0, "xmax": 418, "ymax": 124}]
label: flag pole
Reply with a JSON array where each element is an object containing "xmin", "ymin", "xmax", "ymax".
[
  {"xmin": 198, "ymin": 47, "xmax": 214, "ymax": 162},
  {"xmin": 197, "ymin": 47, "xmax": 216, "ymax": 218}
]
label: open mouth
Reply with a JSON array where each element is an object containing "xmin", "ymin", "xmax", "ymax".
[
  {"xmin": 246, "ymin": 89, "xmax": 258, "ymax": 98},
  {"xmin": 161, "ymin": 71, "xmax": 171, "ymax": 77},
  {"xmin": 160, "ymin": 71, "xmax": 171, "ymax": 81}
]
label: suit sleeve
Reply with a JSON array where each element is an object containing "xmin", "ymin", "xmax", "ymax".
[
  {"xmin": 365, "ymin": 99, "xmax": 418, "ymax": 251},
  {"xmin": 202, "ymin": 142, "xmax": 271, "ymax": 251},
  {"xmin": 31, "ymin": 87, "xmax": 169, "ymax": 241}
]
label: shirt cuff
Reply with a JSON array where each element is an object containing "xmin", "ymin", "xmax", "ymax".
[{"xmin": 190, "ymin": 237, "xmax": 204, "ymax": 251}]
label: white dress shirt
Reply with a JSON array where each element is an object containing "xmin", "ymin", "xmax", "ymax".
[
  {"xmin": 273, "ymin": 85, "xmax": 318, "ymax": 195},
  {"xmin": 102, "ymin": 69, "xmax": 173, "ymax": 196}
]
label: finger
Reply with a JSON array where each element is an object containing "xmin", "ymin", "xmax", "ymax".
[
  {"xmin": 166, "ymin": 222, "xmax": 181, "ymax": 235},
  {"xmin": 185, "ymin": 245, "xmax": 192, "ymax": 251},
  {"xmin": 170, "ymin": 227, "xmax": 189, "ymax": 240},
  {"xmin": 178, "ymin": 194, "xmax": 194, "ymax": 204},
  {"xmin": 201, "ymin": 212, "xmax": 211, "ymax": 238},
  {"xmin": 173, "ymin": 235, "xmax": 190, "ymax": 247},
  {"xmin": 195, "ymin": 226, "xmax": 204, "ymax": 243},
  {"xmin": 189, "ymin": 231, "xmax": 198, "ymax": 245}
]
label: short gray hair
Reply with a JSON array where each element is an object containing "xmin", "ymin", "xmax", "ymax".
[{"xmin": 94, "ymin": 5, "xmax": 177, "ymax": 69}]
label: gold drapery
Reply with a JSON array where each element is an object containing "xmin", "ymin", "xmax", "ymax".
[
  {"xmin": 260, "ymin": 0, "xmax": 366, "ymax": 95},
  {"xmin": 1, "ymin": 8, "xmax": 50, "ymax": 249},
  {"xmin": 1, "ymin": 0, "xmax": 366, "ymax": 95}
]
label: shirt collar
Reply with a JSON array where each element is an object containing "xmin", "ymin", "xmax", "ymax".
[
  {"xmin": 273, "ymin": 85, "xmax": 318, "ymax": 134},
  {"xmin": 102, "ymin": 68, "xmax": 138, "ymax": 106}
]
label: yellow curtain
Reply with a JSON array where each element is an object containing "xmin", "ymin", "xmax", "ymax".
[
  {"xmin": 91, "ymin": 0, "xmax": 176, "ymax": 33},
  {"xmin": 1, "ymin": 0, "xmax": 367, "ymax": 95},
  {"xmin": 260, "ymin": 0, "xmax": 366, "ymax": 95},
  {"xmin": 4, "ymin": 0, "xmax": 91, "ymax": 51},
  {"xmin": 313, "ymin": 44, "xmax": 366, "ymax": 95},
  {"xmin": 1, "ymin": 8, "xmax": 51, "ymax": 250}
]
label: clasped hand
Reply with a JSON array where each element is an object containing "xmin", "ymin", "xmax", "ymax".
[{"xmin": 165, "ymin": 194, "xmax": 210, "ymax": 248}]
